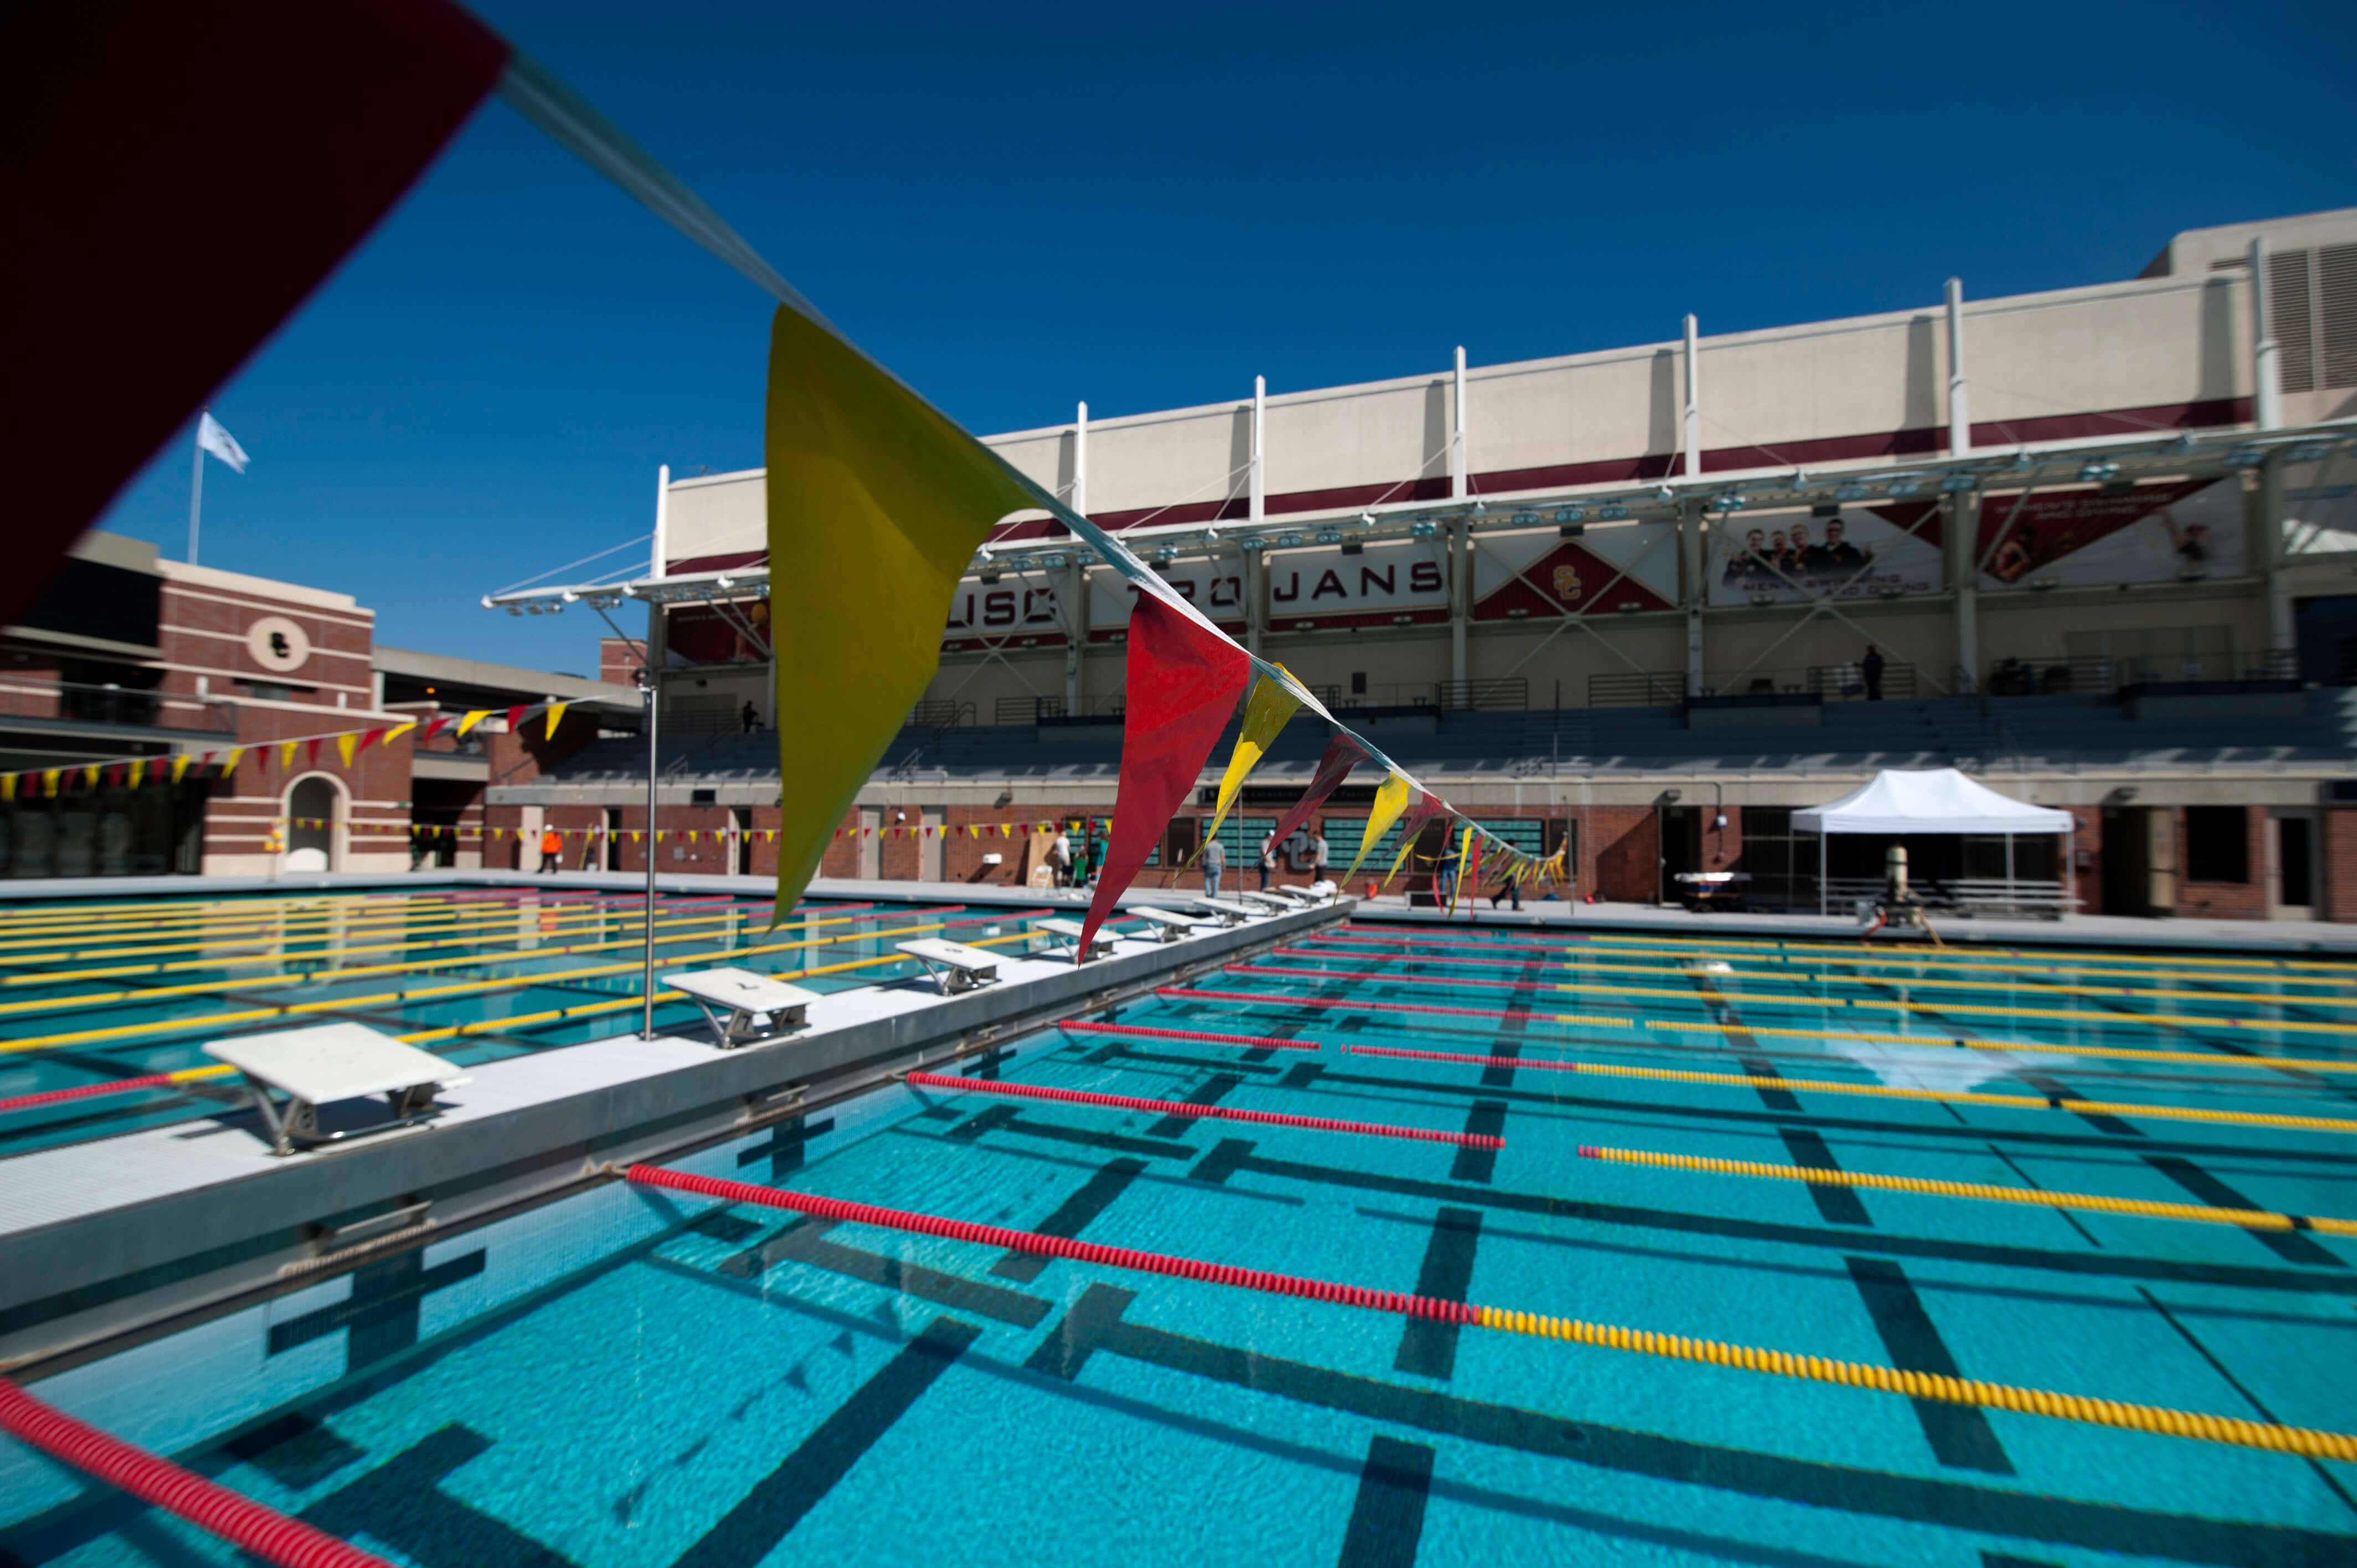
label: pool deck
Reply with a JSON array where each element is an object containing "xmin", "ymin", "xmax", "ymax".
[{"xmin": 0, "ymin": 889, "xmax": 1343, "ymax": 1373}]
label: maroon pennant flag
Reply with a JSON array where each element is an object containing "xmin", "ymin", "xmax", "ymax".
[{"xmin": 1264, "ymin": 733, "xmax": 1368, "ymax": 864}]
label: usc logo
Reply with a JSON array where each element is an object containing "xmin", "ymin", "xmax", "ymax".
[{"xmin": 1551, "ymin": 565, "xmax": 1583, "ymax": 601}]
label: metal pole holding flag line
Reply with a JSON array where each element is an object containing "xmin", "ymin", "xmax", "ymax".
[{"xmin": 642, "ymin": 668, "xmax": 658, "ymax": 1040}]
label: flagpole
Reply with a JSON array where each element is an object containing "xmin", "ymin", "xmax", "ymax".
[
  {"xmin": 642, "ymin": 667, "xmax": 659, "ymax": 1041},
  {"xmin": 187, "ymin": 416, "xmax": 205, "ymax": 565}
]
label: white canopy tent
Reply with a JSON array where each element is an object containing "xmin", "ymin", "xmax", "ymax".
[{"xmin": 1794, "ymin": 768, "xmax": 2076, "ymax": 915}]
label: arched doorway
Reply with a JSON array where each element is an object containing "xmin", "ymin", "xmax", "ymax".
[{"xmin": 285, "ymin": 775, "xmax": 340, "ymax": 872}]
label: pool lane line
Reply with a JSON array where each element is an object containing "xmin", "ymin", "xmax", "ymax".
[
  {"xmin": 1297, "ymin": 938, "xmax": 2357, "ymax": 1010},
  {"xmin": 0, "ymin": 1379, "xmax": 390, "ymax": 1568},
  {"xmin": 1577, "ymin": 930, "xmax": 2357, "ymax": 979},
  {"xmin": 0, "ymin": 917, "xmax": 1051, "ymax": 1118},
  {"xmin": 625, "ymin": 1162, "xmax": 2357, "ymax": 1463},
  {"xmin": 898, "ymin": 1070, "xmax": 1496, "ymax": 1148},
  {"xmin": 0, "ymin": 908, "xmax": 1021, "ymax": 1058},
  {"xmin": 1234, "ymin": 960, "xmax": 2357, "ymax": 1044},
  {"xmin": 0, "ymin": 901, "xmax": 954, "ymax": 1015},
  {"xmin": 1058, "ymin": 1022, "xmax": 1322, "ymax": 1052},
  {"xmin": 0, "ymin": 887, "xmax": 537, "ymax": 934},
  {"xmin": 1334, "ymin": 926, "xmax": 2357, "ymax": 986},
  {"xmin": 0, "ymin": 888, "xmax": 613, "ymax": 947},
  {"xmin": 0, "ymin": 889, "xmax": 771, "ymax": 966},
  {"xmin": 1574, "ymin": 1142, "xmax": 2357, "ymax": 1239},
  {"xmin": 1327, "ymin": 1041, "xmax": 2357, "ymax": 1136}
]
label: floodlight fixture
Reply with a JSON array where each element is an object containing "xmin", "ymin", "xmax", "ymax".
[
  {"xmin": 2077, "ymin": 460, "xmax": 2119, "ymax": 484},
  {"xmin": 1555, "ymin": 507, "xmax": 1585, "ymax": 525},
  {"xmin": 1314, "ymin": 527, "xmax": 1343, "ymax": 545},
  {"xmin": 1277, "ymin": 532, "xmax": 1304, "ymax": 548},
  {"xmin": 1041, "ymin": 552, "xmax": 1067, "ymax": 569},
  {"xmin": 1833, "ymin": 482, "xmax": 1869, "ymax": 502},
  {"xmin": 1408, "ymin": 518, "xmax": 1439, "ymax": 539},
  {"xmin": 1599, "ymin": 503, "xmax": 1631, "ymax": 521},
  {"xmin": 2220, "ymin": 446, "xmax": 2265, "ymax": 471},
  {"xmin": 1886, "ymin": 478, "xmax": 1924, "ymax": 498},
  {"xmin": 1938, "ymin": 473, "xmax": 1978, "ymax": 493},
  {"xmin": 2286, "ymin": 441, "xmax": 2338, "ymax": 463},
  {"xmin": 1511, "ymin": 509, "xmax": 1540, "ymax": 527}
]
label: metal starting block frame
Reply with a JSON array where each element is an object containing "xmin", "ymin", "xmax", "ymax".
[
  {"xmin": 896, "ymin": 937, "xmax": 1003, "ymax": 994},
  {"xmin": 663, "ymin": 966, "xmax": 820, "ymax": 1049},
  {"xmin": 203, "ymin": 1023, "xmax": 467, "ymax": 1157},
  {"xmin": 1129, "ymin": 906, "xmax": 1215, "ymax": 943},
  {"xmin": 1189, "ymin": 897, "xmax": 1258, "ymax": 926},
  {"xmin": 1035, "ymin": 917, "xmax": 1115, "ymax": 962},
  {"xmin": 1237, "ymin": 890, "xmax": 1296, "ymax": 911}
]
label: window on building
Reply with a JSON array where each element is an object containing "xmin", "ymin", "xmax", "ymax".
[
  {"xmin": 1350, "ymin": 672, "xmax": 1367, "ymax": 695},
  {"xmin": 1736, "ymin": 808, "xmax": 1821, "ymax": 913},
  {"xmin": 2184, "ymin": 807, "xmax": 2248, "ymax": 883}
]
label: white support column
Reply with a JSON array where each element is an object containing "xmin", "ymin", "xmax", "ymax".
[
  {"xmin": 1682, "ymin": 316, "xmax": 1702, "ymax": 479},
  {"xmin": 1452, "ymin": 347, "xmax": 1468, "ymax": 499},
  {"xmin": 1068, "ymin": 403, "xmax": 1088, "ymax": 708},
  {"xmin": 1449, "ymin": 519, "xmax": 1469, "ymax": 689},
  {"xmin": 653, "ymin": 464, "xmax": 670, "ymax": 577},
  {"xmin": 1249, "ymin": 377, "xmax": 1265, "ymax": 523},
  {"xmin": 1244, "ymin": 548, "xmax": 1264, "ymax": 657},
  {"xmin": 1946, "ymin": 279, "xmax": 1978, "ymax": 690},
  {"xmin": 2250, "ymin": 237, "xmax": 2282, "ymax": 433},
  {"xmin": 1681, "ymin": 499, "xmax": 1705, "ymax": 697}
]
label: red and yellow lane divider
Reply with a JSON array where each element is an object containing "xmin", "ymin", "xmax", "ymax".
[
  {"xmin": 625, "ymin": 1164, "xmax": 2357, "ymax": 1463},
  {"xmin": 1234, "ymin": 960, "xmax": 2357, "ymax": 1044},
  {"xmin": 1058, "ymin": 1022, "xmax": 1321, "ymax": 1053},
  {"xmin": 0, "ymin": 887, "xmax": 594, "ymax": 947},
  {"xmin": 899, "ymin": 1071, "xmax": 1495, "ymax": 1148},
  {"xmin": 1574, "ymin": 1143, "xmax": 2357, "ymax": 1238},
  {"xmin": 1579, "ymin": 930, "xmax": 2357, "ymax": 979},
  {"xmin": 1295, "ymin": 938, "xmax": 2357, "ymax": 1010},
  {"xmin": 0, "ymin": 902, "xmax": 948, "ymax": 1015},
  {"xmin": 0, "ymin": 1063, "xmax": 238, "ymax": 1116},
  {"xmin": 0, "ymin": 888, "xmax": 518, "ymax": 936},
  {"xmin": 1331, "ymin": 1042, "xmax": 2357, "ymax": 1136},
  {"xmin": 0, "ymin": 1379, "xmax": 388, "ymax": 1568},
  {"xmin": 0, "ymin": 910, "xmax": 1003, "ymax": 1059}
]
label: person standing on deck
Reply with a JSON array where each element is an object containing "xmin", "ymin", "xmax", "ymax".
[
  {"xmin": 1203, "ymin": 833, "xmax": 1226, "ymax": 899},
  {"xmin": 1258, "ymin": 829, "xmax": 1275, "ymax": 891},
  {"xmin": 538, "ymin": 826, "xmax": 564, "ymax": 874},
  {"xmin": 1434, "ymin": 826, "xmax": 1458, "ymax": 907},
  {"xmin": 1311, "ymin": 824, "xmax": 1330, "ymax": 884},
  {"xmin": 1862, "ymin": 643, "xmax": 1885, "ymax": 702}
]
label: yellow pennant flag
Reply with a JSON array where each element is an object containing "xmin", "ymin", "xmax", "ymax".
[
  {"xmin": 1449, "ymin": 823, "xmax": 1476, "ymax": 915},
  {"xmin": 1385, "ymin": 812, "xmax": 1439, "ymax": 887},
  {"xmin": 336, "ymin": 734, "xmax": 357, "ymax": 768},
  {"xmin": 171, "ymin": 754, "xmax": 193, "ymax": 785},
  {"xmin": 1200, "ymin": 668, "xmax": 1300, "ymax": 855},
  {"xmin": 763, "ymin": 304, "xmax": 1040, "ymax": 919},
  {"xmin": 1344, "ymin": 771, "xmax": 1415, "ymax": 881},
  {"xmin": 126, "ymin": 759, "xmax": 144, "ymax": 789},
  {"xmin": 1, "ymin": 775, "xmax": 14, "ymax": 802},
  {"xmin": 43, "ymin": 770, "xmax": 61, "ymax": 798},
  {"xmin": 544, "ymin": 703, "xmax": 568, "ymax": 739},
  {"xmin": 80, "ymin": 765, "xmax": 100, "ymax": 789},
  {"xmin": 278, "ymin": 741, "xmax": 297, "ymax": 770},
  {"xmin": 383, "ymin": 721, "xmax": 416, "ymax": 745},
  {"xmin": 457, "ymin": 710, "xmax": 492, "ymax": 737}
]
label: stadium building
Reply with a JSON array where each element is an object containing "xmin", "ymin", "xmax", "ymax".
[{"xmin": 511, "ymin": 208, "xmax": 2350, "ymax": 919}]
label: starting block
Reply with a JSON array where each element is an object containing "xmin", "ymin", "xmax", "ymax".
[
  {"xmin": 897, "ymin": 937, "xmax": 1002, "ymax": 994},
  {"xmin": 204, "ymin": 1023, "xmax": 467, "ymax": 1157},
  {"xmin": 1237, "ymin": 890, "xmax": 1295, "ymax": 911},
  {"xmin": 1129, "ymin": 906, "xmax": 1216, "ymax": 943},
  {"xmin": 1036, "ymin": 917, "xmax": 1115, "ymax": 961},
  {"xmin": 663, "ymin": 966, "xmax": 820, "ymax": 1049},
  {"xmin": 1189, "ymin": 897, "xmax": 1258, "ymax": 926}
]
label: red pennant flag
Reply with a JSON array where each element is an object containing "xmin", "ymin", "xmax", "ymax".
[
  {"xmin": 305, "ymin": 737, "xmax": 322, "ymax": 768},
  {"xmin": 1079, "ymin": 594, "xmax": 1249, "ymax": 952},
  {"xmin": 506, "ymin": 705, "xmax": 527, "ymax": 734},
  {"xmin": 105, "ymin": 762, "xmax": 126, "ymax": 790},
  {"xmin": 421, "ymin": 716, "xmax": 451, "ymax": 743},
  {"xmin": 1265, "ymin": 732, "xmax": 1368, "ymax": 863}
]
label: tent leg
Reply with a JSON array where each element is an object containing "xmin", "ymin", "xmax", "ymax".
[
  {"xmin": 1818, "ymin": 833, "xmax": 1826, "ymax": 918},
  {"xmin": 2006, "ymin": 833, "xmax": 2015, "ymax": 916}
]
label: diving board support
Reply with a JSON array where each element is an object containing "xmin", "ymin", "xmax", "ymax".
[
  {"xmin": 1190, "ymin": 897, "xmax": 1258, "ymax": 926},
  {"xmin": 1036, "ymin": 917, "xmax": 1115, "ymax": 962},
  {"xmin": 663, "ymin": 966, "xmax": 819, "ymax": 1049},
  {"xmin": 202, "ymin": 1024, "xmax": 465, "ymax": 1158},
  {"xmin": 897, "ymin": 937, "xmax": 1002, "ymax": 994}
]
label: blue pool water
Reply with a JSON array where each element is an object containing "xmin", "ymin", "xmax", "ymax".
[
  {"xmin": 0, "ymin": 886, "xmax": 1052, "ymax": 1155},
  {"xmin": 3, "ymin": 917, "xmax": 2354, "ymax": 1565}
]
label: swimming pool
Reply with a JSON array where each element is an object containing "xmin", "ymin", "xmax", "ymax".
[
  {"xmin": 3, "ymin": 919, "xmax": 2353, "ymax": 1565},
  {"xmin": 0, "ymin": 886, "xmax": 1058, "ymax": 1157}
]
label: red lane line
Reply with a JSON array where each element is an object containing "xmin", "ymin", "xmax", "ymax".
[
  {"xmin": 627, "ymin": 1164, "xmax": 1481, "ymax": 1325},
  {"xmin": 1328, "ymin": 930, "xmax": 1576, "ymax": 955},
  {"xmin": 900, "ymin": 1071, "xmax": 1498, "ymax": 1148},
  {"xmin": 1159, "ymin": 985, "xmax": 1527, "ymax": 1023},
  {"xmin": 0, "ymin": 1072, "xmax": 183, "ymax": 1117},
  {"xmin": 1060, "ymin": 1022, "xmax": 1321, "ymax": 1052},
  {"xmin": 1232, "ymin": 962, "xmax": 1538, "ymax": 992},
  {"xmin": 0, "ymin": 1380, "xmax": 389, "ymax": 1568}
]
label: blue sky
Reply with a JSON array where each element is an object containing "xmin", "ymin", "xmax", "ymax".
[{"xmin": 93, "ymin": 0, "xmax": 2354, "ymax": 675}]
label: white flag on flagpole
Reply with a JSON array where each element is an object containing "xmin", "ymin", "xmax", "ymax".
[{"xmin": 196, "ymin": 411, "xmax": 250, "ymax": 474}]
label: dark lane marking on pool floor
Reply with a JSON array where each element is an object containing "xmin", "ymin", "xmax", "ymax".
[
  {"xmin": 672, "ymin": 1316, "xmax": 984, "ymax": 1568},
  {"xmin": 1780, "ymin": 1128, "xmax": 1874, "ymax": 1225},
  {"xmin": 1450, "ymin": 1102, "xmax": 1507, "ymax": 1183},
  {"xmin": 1844, "ymin": 1257, "xmax": 2014, "ymax": 1474},
  {"xmin": 1336, "ymin": 1435, "xmax": 1437, "ymax": 1568},
  {"xmin": 1393, "ymin": 1207, "xmax": 1484, "ymax": 1379},
  {"xmin": 304, "ymin": 1424, "xmax": 573, "ymax": 1567},
  {"xmin": 2018, "ymin": 1074, "xmax": 2144, "ymax": 1138},
  {"xmin": 1146, "ymin": 1072, "xmax": 1244, "ymax": 1139},
  {"xmin": 720, "ymin": 1217, "xmax": 1049, "ymax": 1329},
  {"xmin": 2143, "ymin": 1155, "xmax": 2350, "ymax": 1268},
  {"xmin": 734, "ymin": 1115, "xmax": 835, "ymax": 1183},
  {"xmin": 1024, "ymin": 1284, "xmax": 2350, "ymax": 1568},
  {"xmin": 990, "ymin": 1158, "xmax": 1149, "ymax": 1282},
  {"xmin": 943, "ymin": 1101, "xmax": 1199, "ymax": 1160},
  {"xmin": 266, "ymin": 1247, "xmax": 488, "ymax": 1377}
]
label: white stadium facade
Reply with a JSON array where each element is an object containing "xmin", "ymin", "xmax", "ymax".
[{"xmin": 495, "ymin": 207, "xmax": 2357, "ymax": 922}]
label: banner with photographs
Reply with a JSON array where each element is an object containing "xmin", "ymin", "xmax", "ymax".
[
  {"xmin": 1708, "ymin": 504, "xmax": 1942, "ymax": 607},
  {"xmin": 1975, "ymin": 477, "xmax": 2243, "ymax": 591}
]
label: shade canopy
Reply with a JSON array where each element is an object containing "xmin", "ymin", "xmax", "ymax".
[{"xmin": 1793, "ymin": 768, "xmax": 2074, "ymax": 836}]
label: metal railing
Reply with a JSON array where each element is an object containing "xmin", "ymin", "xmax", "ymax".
[
  {"xmin": 995, "ymin": 694, "xmax": 1126, "ymax": 725},
  {"xmin": 907, "ymin": 700, "xmax": 975, "ymax": 728},
  {"xmin": 1434, "ymin": 678, "xmax": 1529, "ymax": 711},
  {"xmin": 0, "ymin": 677, "xmax": 233, "ymax": 733},
  {"xmin": 1588, "ymin": 672, "xmax": 1686, "ymax": 708}
]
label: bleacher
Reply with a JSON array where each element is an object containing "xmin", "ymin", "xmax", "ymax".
[{"xmin": 537, "ymin": 684, "xmax": 2357, "ymax": 788}]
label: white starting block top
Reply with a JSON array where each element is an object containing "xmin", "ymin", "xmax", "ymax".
[
  {"xmin": 663, "ymin": 966, "xmax": 820, "ymax": 1049},
  {"xmin": 1190, "ymin": 896, "xmax": 1258, "ymax": 924},
  {"xmin": 1036, "ymin": 917, "xmax": 1115, "ymax": 960},
  {"xmin": 204, "ymin": 1023, "xmax": 463, "ymax": 1156},
  {"xmin": 1129, "ymin": 906, "xmax": 1215, "ymax": 942},
  {"xmin": 897, "ymin": 937, "xmax": 1002, "ymax": 993},
  {"xmin": 1237, "ymin": 890, "xmax": 1296, "ymax": 910}
]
